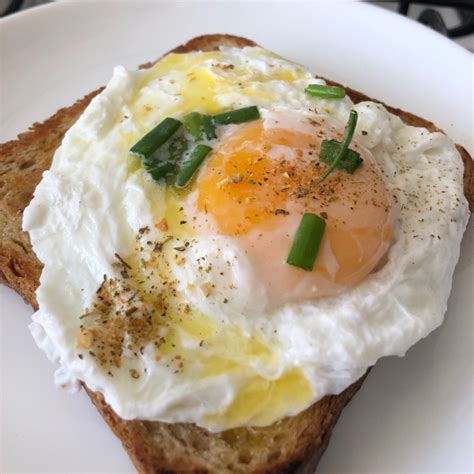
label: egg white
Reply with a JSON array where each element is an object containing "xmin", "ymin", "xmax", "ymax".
[{"xmin": 23, "ymin": 47, "xmax": 469, "ymax": 431}]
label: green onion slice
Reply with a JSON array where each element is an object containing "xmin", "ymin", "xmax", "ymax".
[
  {"xmin": 147, "ymin": 161, "xmax": 176, "ymax": 181},
  {"xmin": 319, "ymin": 139, "xmax": 363, "ymax": 174},
  {"xmin": 287, "ymin": 213, "xmax": 326, "ymax": 272},
  {"xmin": 143, "ymin": 135, "xmax": 188, "ymax": 182},
  {"xmin": 175, "ymin": 144, "xmax": 213, "ymax": 189},
  {"xmin": 183, "ymin": 112, "xmax": 204, "ymax": 140},
  {"xmin": 130, "ymin": 117, "xmax": 182, "ymax": 159},
  {"xmin": 212, "ymin": 106, "xmax": 260, "ymax": 125},
  {"xmin": 305, "ymin": 84, "xmax": 346, "ymax": 99},
  {"xmin": 168, "ymin": 136, "xmax": 189, "ymax": 162},
  {"xmin": 319, "ymin": 110, "xmax": 358, "ymax": 182},
  {"xmin": 184, "ymin": 112, "xmax": 217, "ymax": 140},
  {"xmin": 202, "ymin": 115, "xmax": 217, "ymax": 139}
]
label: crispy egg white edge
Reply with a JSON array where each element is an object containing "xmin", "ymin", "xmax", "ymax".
[{"xmin": 22, "ymin": 47, "xmax": 470, "ymax": 430}]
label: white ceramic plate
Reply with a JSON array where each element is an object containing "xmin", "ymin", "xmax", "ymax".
[{"xmin": 1, "ymin": 1, "xmax": 473, "ymax": 472}]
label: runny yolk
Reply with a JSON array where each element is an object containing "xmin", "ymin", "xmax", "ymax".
[{"xmin": 194, "ymin": 118, "xmax": 393, "ymax": 303}]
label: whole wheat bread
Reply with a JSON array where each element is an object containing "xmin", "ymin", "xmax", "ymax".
[{"xmin": 0, "ymin": 34, "xmax": 472, "ymax": 473}]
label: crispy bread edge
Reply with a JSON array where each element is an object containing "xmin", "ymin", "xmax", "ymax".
[{"xmin": 0, "ymin": 34, "xmax": 472, "ymax": 473}]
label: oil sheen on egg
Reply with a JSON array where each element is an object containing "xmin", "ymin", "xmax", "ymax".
[{"xmin": 23, "ymin": 46, "xmax": 469, "ymax": 431}]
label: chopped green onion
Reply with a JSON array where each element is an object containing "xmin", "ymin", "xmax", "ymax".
[
  {"xmin": 320, "ymin": 110, "xmax": 358, "ymax": 182},
  {"xmin": 143, "ymin": 136, "xmax": 188, "ymax": 182},
  {"xmin": 212, "ymin": 106, "xmax": 260, "ymax": 125},
  {"xmin": 147, "ymin": 161, "xmax": 176, "ymax": 181},
  {"xmin": 202, "ymin": 115, "xmax": 217, "ymax": 139},
  {"xmin": 183, "ymin": 112, "xmax": 204, "ymax": 140},
  {"xmin": 169, "ymin": 136, "xmax": 189, "ymax": 162},
  {"xmin": 287, "ymin": 213, "xmax": 326, "ymax": 272},
  {"xmin": 184, "ymin": 112, "xmax": 217, "ymax": 141},
  {"xmin": 319, "ymin": 139, "xmax": 363, "ymax": 174},
  {"xmin": 305, "ymin": 84, "xmax": 346, "ymax": 99},
  {"xmin": 175, "ymin": 144, "xmax": 213, "ymax": 188},
  {"xmin": 130, "ymin": 117, "xmax": 182, "ymax": 160}
]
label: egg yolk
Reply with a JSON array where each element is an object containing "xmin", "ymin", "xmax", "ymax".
[{"xmin": 194, "ymin": 117, "xmax": 393, "ymax": 303}]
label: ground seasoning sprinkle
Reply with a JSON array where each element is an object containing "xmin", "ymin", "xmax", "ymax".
[
  {"xmin": 76, "ymin": 275, "xmax": 167, "ymax": 374},
  {"xmin": 114, "ymin": 253, "xmax": 132, "ymax": 269}
]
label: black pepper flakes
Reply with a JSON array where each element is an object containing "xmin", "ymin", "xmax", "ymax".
[{"xmin": 272, "ymin": 209, "xmax": 289, "ymax": 215}]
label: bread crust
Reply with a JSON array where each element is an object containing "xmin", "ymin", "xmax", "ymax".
[{"xmin": 0, "ymin": 34, "xmax": 472, "ymax": 473}]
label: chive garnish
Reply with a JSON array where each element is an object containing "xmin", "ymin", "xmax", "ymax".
[
  {"xmin": 319, "ymin": 110, "xmax": 358, "ymax": 182},
  {"xmin": 184, "ymin": 112, "xmax": 217, "ymax": 140},
  {"xmin": 133, "ymin": 107, "xmax": 260, "ymax": 185},
  {"xmin": 184, "ymin": 112, "xmax": 204, "ymax": 140},
  {"xmin": 287, "ymin": 213, "xmax": 326, "ymax": 272},
  {"xmin": 202, "ymin": 115, "xmax": 217, "ymax": 139},
  {"xmin": 143, "ymin": 135, "xmax": 188, "ymax": 181},
  {"xmin": 175, "ymin": 144, "xmax": 213, "ymax": 188},
  {"xmin": 305, "ymin": 84, "xmax": 346, "ymax": 99},
  {"xmin": 169, "ymin": 136, "xmax": 189, "ymax": 162},
  {"xmin": 212, "ymin": 106, "xmax": 260, "ymax": 125},
  {"xmin": 147, "ymin": 161, "xmax": 175, "ymax": 181},
  {"xmin": 319, "ymin": 139, "xmax": 363, "ymax": 174},
  {"xmin": 130, "ymin": 117, "xmax": 182, "ymax": 160},
  {"xmin": 142, "ymin": 136, "xmax": 188, "ymax": 181}
]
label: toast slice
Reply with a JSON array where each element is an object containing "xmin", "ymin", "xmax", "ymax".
[{"xmin": 0, "ymin": 34, "xmax": 472, "ymax": 473}]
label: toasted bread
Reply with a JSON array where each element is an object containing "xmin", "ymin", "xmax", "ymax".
[{"xmin": 0, "ymin": 34, "xmax": 472, "ymax": 473}]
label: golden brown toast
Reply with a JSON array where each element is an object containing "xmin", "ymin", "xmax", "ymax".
[{"xmin": 0, "ymin": 34, "xmax": 472, "ymax": 473}]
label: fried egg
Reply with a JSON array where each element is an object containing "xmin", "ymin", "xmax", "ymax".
[
  {"xmin": 23, "ymin": 46, "xmax": 469, "ymax": 431},
  {"xmin": 188, "ymin": 111, "xmax": 393, "ymax": 305}
]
